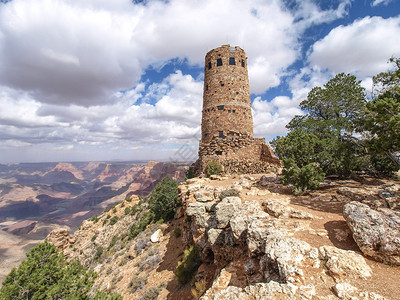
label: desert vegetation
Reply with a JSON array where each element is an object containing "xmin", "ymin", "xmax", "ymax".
[{"xmin": 272, "ymin": 58, "xmax": 400, "ymax": 193}]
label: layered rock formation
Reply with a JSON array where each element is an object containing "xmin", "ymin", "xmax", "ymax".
[{"xmin": 41, "ymin": 174, "xmax": 400, "ymax": 299}]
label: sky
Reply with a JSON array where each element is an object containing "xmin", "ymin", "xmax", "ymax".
[{"xmin": 0, "ymin": 0, "xmax": 399, "ymax": 163}]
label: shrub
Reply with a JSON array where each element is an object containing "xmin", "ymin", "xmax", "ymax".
[
  {"xmin": 205, "ymin": 161, "xmax": 222, "ymax": 177},
  {"xmin": 90, "ymin": 214, "xmax": 99, "ymax": 223},
  {"xmin": 94, "ymin": 245, "xmax": 103, "ymax": 261},
  {"xmin": 191, "ymin": 279, "xmax": 207, "ymax": 299},
  {"xmin": 281, "ymin": 158, "xmax": 325, "ymax": 194},
  {"xmin": 219, "ymin": 188, "xmax": 240, "ymax": 200},
  {"xmin": 143, "ymin": 284, "xmax": 165, "ymax": 300},
  {"xmin": 129, "ymin": 276, "xmax": 147, "ymax": 293},
  {"xmin": 129, "ymin": 211, "xmax": 152, "ymax": 240},
  {"xmin": 93, "ymin": 290, "xmax": 123, "ymax": 300},
  {"xmin": 173, "ymin": 227, "xmax": 182, "ymax": 238},
  {"xmin": 176, "ymin": 245, "xmax": 202, "ymax": 284},
  {"xmin": 0, "ymin": 241, "xmax": 111, "ymax": 299},
  {"xmin": 185, "ymin": 168, "xmax": 195, "ymax": 180},
  {"xmin": 109, "ymin": 216, "xmax": 119, "ymax": 226},
  {"xmin": 148, "ymin": 177, "xmax": 179, "ymax": 222},
  {"xmin": 108, "ymin": 235, "xmax": 119, "ymax": 251},
  {"xmin": 112, "ymin": 207, "xmax": 117, "ymax": 214},
  {"xmin": 130, "ymin": 205, "xmax": 139, "ymax": 216},
  {"xmin": 124, "ymin": 207, "xmax": 131, "ymax": 215},
  {"xmin": 91, "ymin": 234, "xmax": 97, "ymax": 242}
]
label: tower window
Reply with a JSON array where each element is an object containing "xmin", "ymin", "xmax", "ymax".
[
  {"xmin": 219, "ymin": 131, "xmax": 224, "ymax": 138},
  {"xmin": 206, "ymin": 84, "xmax": 208, "ymax": 91},
  {"xmin": 205, "ymin": 133, "xmax": 209, "ymax": 138},
  {"xmin": 233, "ymin": 109, "xmax": 236, "ymax": 113},
  {"xmin": 217, "ymin": 58, "xmax": 222, "ymax": 66},
  {"xmin": 228, "ymin": 110, "xmax": 231, "ymax": 113},
  {"xmin": 216, "ymin": 151, "xmax": 223, "ymax": 155},
  {"xmin": 229, "ymin": 57, "xmax": 235, "ymax": 65},
  {"xmin": 208, "ymin": 62, "xmax": 212, "ymax": 69},
  {"xmin": 217, "ymin": 105, "xmax": 224, "ymax": 110},
  {"xmin": 221, "ymin": 83, "xmax": 224, "ymax": 87},
  {"xmin": 241, "ymin": 59, "xmax": 245, "ymax": 67}
]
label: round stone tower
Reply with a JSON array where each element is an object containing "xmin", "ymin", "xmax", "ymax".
[
  {"xmin": 193, "ymin": 44, "xmax": 281, "ymax": 176},
  {"xmin": 201, "ymin": 44, "xmax": 253, "ymax": 144}
]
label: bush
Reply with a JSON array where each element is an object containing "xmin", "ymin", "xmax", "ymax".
[
  {"xmin": 173, "ymin": 227, "xmax": 182, "ymax": 238},
  {"xmin": 281, "ymin": 158, "xmax": 325, "ymax": 194},
  {"xmin": 143, "ymin": 284, "xmax": 165, "ymax": 300},
  {"xmin": 0, "ymin": 241, "xmax": 107, "ymax": 299},
  {"xmin": 176, "ymin": 245, "xmax": 202, "ymax": 284},
  {"xmin": 191, "ymin": 279, "xmax": 207, "ymax": 299},
  {"xmin": 205, "ymin": 161, "xmax": 222, "ymax": 177},
  {"xmin": 148, "ymin": 177, "xmax": 179, "ymax": 222},
  {"xmin": 109, "ymin": 216, "xmax": 119, "ymax": 226},
  {"xmin": 94, "ymin": 245, "xmax": 104, "ymax": 261},
  {"xmin": 129, "ymin": 211, "xmax": 152, "ymax": 240},
  {"xmin": 185, "ymin": 168, "xmax": 195, "ymax": 180},
  {"xmin": 124, "ymin": 207, "xmax": 131, "ymax": 215},
  {"xmin": 93, "ymin": 290, "xmax": 123, "ymax": 300},
  {"xmin": 108, "ymin": 235, "xmax": 119, "ymax": 251}
]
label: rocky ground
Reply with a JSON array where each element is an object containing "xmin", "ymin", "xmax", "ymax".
[{"xmin": 44, "ymin": 173, "xmax": 400, "ymax": 299}]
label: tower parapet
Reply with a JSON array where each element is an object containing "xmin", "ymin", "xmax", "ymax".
[{"xmin": 194, "ymin": 45, "xmax": 281, "ymax": 175}]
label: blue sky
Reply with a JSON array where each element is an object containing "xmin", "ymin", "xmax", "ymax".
[{"xmin": 0, "ymin": 0, "xmax": 399, "ymax": 163}]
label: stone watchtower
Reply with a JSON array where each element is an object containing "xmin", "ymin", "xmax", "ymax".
[
  {"xmin": 201, "ymin": 45, "xmax": 253, "ymax": 143},
  {"xmin": 194, "ymin": 45, "xmax": 281, "ymax": 175}
]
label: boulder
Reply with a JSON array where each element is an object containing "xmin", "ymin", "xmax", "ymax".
[
  {"xmin": 343, "ymin": 201, "xmax": 400, "ymax": 265},
  {"xmin": 215, "ymin": 197, "xmax": 241, "ymax": 228},
  {"xmin": 319, "ymin": 246, "xmax": 372, "ymax": 280},
  {"xmin": 150, "ymin": 229, "xmax": 162, "ymax": 243},
  {"xmin": 264, "ymin": 237, "xmax": 311, "ymax": 283},
  {"xmin": 333, "ymin": 282, "xmax": 386, "ymax": 300},
  {"xmin": 202, "ymin": 281, "xmax": 309, "ymax": 300},
  {"xmin": 47, "ymin": 228, "xmax": 71, "ymax": 250}
]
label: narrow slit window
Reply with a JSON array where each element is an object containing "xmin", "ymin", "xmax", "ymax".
[
  {"xmin": 217, "ymin": 105, "xmax": 224, "ymax": 110},
  {"xmin": 217, "ymin": 58, "xmax": 222, "ymax": 66},
  {"xmin": 241, "ymin": 59, "xmax": 245, "ymax": 67},
  {"xmin": 208, "ymin": 62, "xmax": 212, "ymax": 69},
  {"xmin": 219, "ymin": 131, "xmax": 224, "ymax": 138},
  {"xmin": 206, "ymin": 84, "xmax": 208, "ymax": 91},
  {"xmin": 216, "ymin": 151, "xmax": 223, "ymax": 155},
  {"xmin": 205, "ymin": 133, "xmax": 209, "ymax": 138},
  {"xmin": 229, "ymin": 57, "xmax": 235, "ymax": 65}
]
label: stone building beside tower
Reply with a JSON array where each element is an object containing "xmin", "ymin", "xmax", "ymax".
[{"xmin": 193, "ymin": 44, "xmax": 281, "ymax": 175}]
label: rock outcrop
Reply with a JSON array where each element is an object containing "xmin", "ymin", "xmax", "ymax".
[
  {"xmin": 180, "ymin": 176, "xmax": 390, "ymax": 299},
  {"xmin": 343, "ymin": 201, "xmax": 400, "ymax": 265}
]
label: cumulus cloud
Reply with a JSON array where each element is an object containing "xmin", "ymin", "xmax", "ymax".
[
  {"xmin": 371, "ymin": 0, "xmax": 393, "ymax": 7},
  {"xmin": 287, "ymin": 0, "xmax": 352, "ymax": 32},
  {"xmin": 308, "ymin": 16, "xmax": 400, "ymax": 77},
  {"xmin": 0, "ymin": 0, "xmax": 384, "ymax": 162},
  {"xmin": 0, "ymin": 0, "xmax": 300, "ymax": 106}
]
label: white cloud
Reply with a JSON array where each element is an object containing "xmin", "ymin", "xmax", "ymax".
[
  {"xmin": 371, "ymin": 0, "xmax": 393, "ymax": 7},
  {"xmin": 308, "ymin": 16, "xmax": 400, "ymax": 77},
  {"xmin": 252, "ymin": 96, "xmax": 303, "ymax": 137},
  {"xmin": 288, "ymin": 0, "xmax": 352, "ymax": 32},
  {"xmin": 0, "ymin": 0, "xmax": 370, "ymax": 162},
  {"xmin": 0, "ymin": 0, "xmax": 301, "ymax": 105}
]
